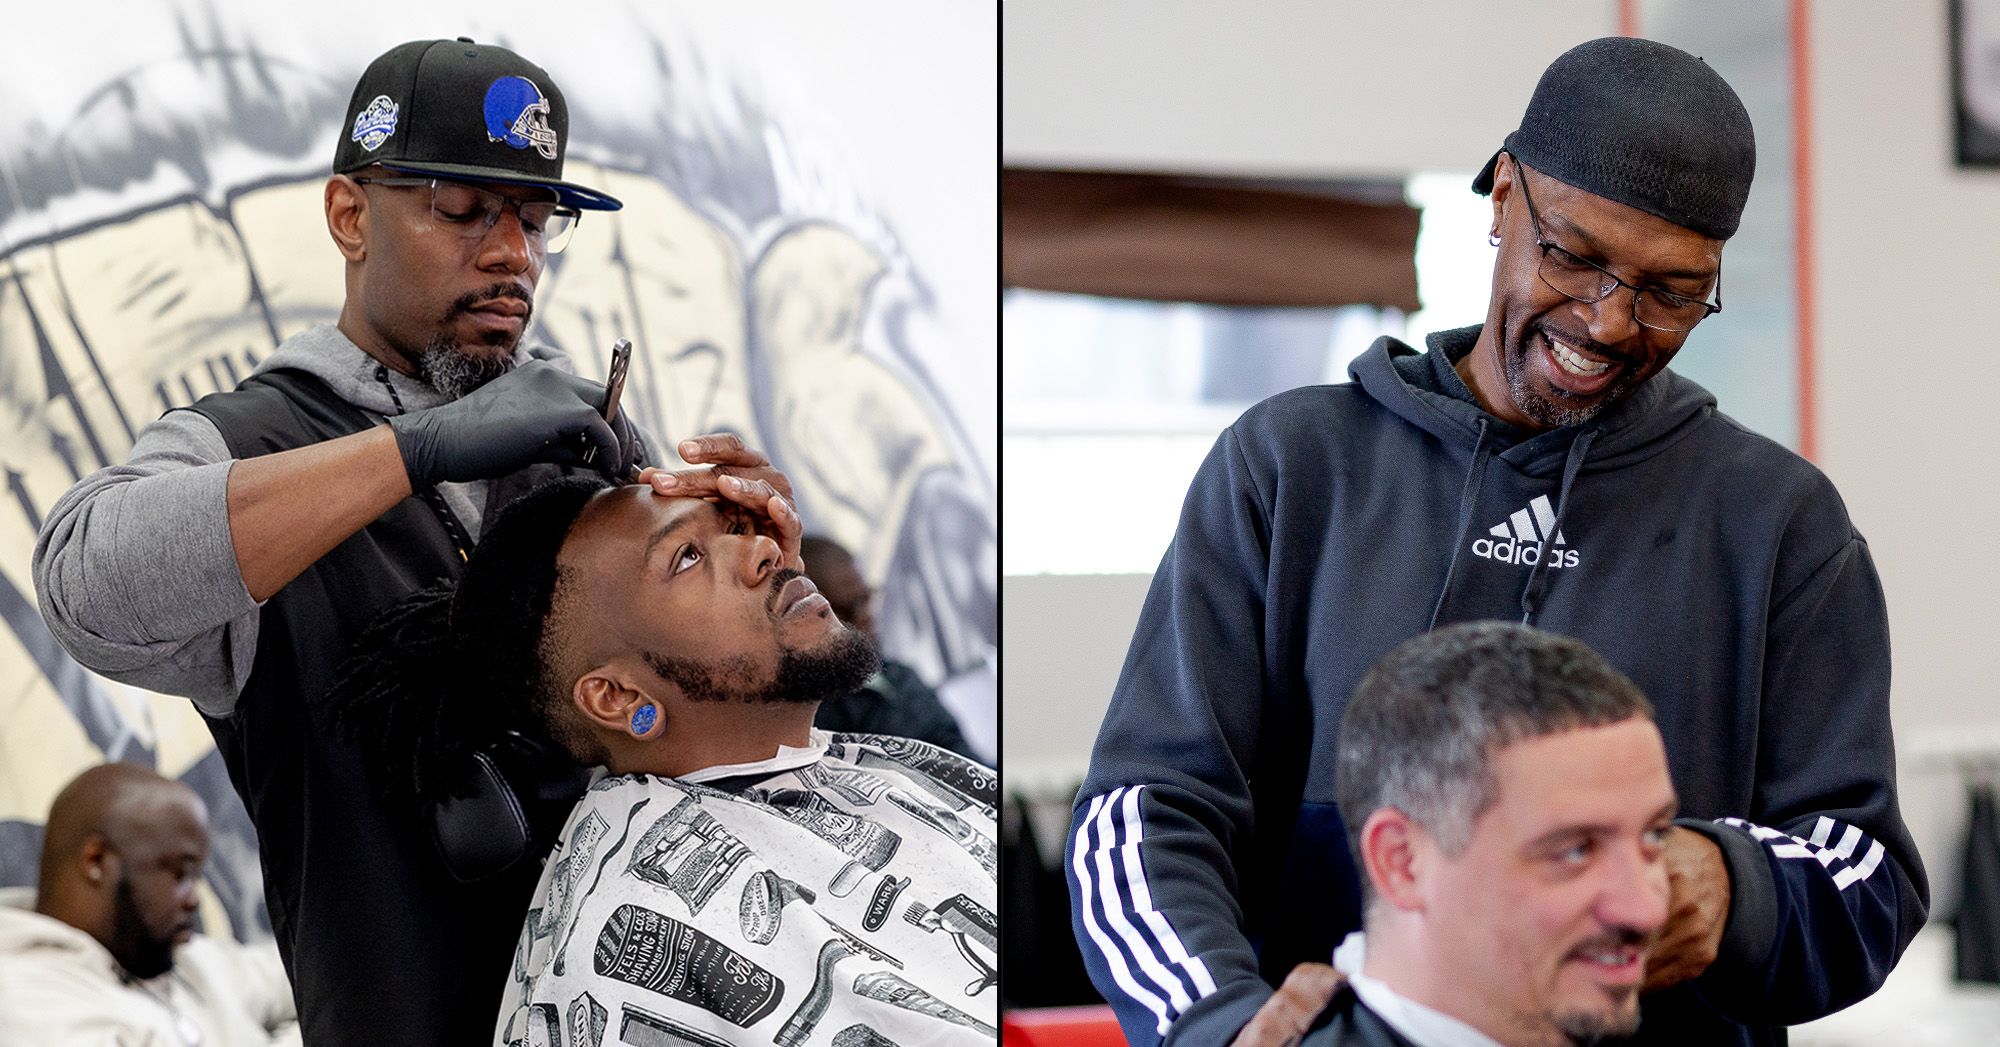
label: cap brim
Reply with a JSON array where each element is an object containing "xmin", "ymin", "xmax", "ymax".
[
  {"xmin": 379, "ymin": 160, "xmax": 623, "ymax": 211},
  {"xmin": 1471, "ymin": 150, "xmax": 1502, "ymax": 196}
]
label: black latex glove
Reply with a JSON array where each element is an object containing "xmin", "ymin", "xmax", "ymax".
[{"xmin": 389, "ymin": 360, "xmax": 623, "ymax": 487}]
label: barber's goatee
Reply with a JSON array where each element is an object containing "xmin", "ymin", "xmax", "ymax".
[{"xmin": 417, "ymin": 337, "xmax": 517, "ymax": 400}]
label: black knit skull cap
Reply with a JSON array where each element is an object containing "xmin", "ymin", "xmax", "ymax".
[{"xmin": 1471, "ymin": 36, "xmax": 1755, "ymax": 240}]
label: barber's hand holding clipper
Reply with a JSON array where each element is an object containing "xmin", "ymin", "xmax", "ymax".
[
  {"xmin": 386, "ymin": 341, "xmax": 644, "ymax": 487},
  {"xmin": 580, "ymin": 338, "xmax": 646, "ymax": 479}
]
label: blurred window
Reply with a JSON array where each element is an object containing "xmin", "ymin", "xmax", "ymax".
[{"xmin": 1003, "ymin": 172, "xmax": 1488, "ymax": 576}]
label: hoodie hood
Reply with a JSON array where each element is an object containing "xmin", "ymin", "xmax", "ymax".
[
  {"xmin": 0, "ymin": 886, "xmax": 115, "ymax": 968},
  {"xmin": 1348, "ymin": 325, "xmax": 1721, "ymax": 626},
  {"xmin": 1352, "ymin": 325, "xmax": 1718, "ymax": 478}
]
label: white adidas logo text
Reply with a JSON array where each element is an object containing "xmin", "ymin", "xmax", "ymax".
[{"xmin": 1471, "ymin": 494, "xmax": 1580, "ymax": 569}]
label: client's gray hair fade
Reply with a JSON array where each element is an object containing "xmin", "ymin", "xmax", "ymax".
[{"xmin": 1336, "ymin": 622, "xmax": 1653, "ymax": 867}]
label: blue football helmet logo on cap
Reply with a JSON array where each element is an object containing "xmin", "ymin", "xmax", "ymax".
[{"xmin": 483, "ymin": 76, "xmax": 558, "ymax": 160}]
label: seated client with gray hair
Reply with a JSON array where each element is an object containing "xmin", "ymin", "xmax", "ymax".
[{"xmin": 1305, "ymin": 622, "xmax": 1678, "ymax": 1047}]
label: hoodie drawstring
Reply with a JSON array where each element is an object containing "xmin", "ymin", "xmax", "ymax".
[
  {"xmin": 1427, "ymin": 419, "xmax": 1493, "ymax": 631},
  {"xmin": 376, "ymin": 364, "xmax": 471, "ymax": 561},
  {"xmin": 1518, "ymin": 427, "xmax": 1599, "ymax": 625}
]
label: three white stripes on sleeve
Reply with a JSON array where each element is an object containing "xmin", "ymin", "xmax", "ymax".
[
  {"xmin": 1071, "ymin": 786, "xmax": 1218, "ymax": 1034},
  {"xmin": 1719, "ymin": 815, "xmax": 1887, "ymax": 891}
]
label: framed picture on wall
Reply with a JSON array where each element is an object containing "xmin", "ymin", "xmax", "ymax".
[{"xmin": 1954, "ymin": 0, "xmax": 2000, "ymax": 164}]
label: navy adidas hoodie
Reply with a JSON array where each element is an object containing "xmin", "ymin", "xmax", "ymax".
[{"xmin": 1067, "ymin": 327, "xmax": 1928, "ymax": 1047}]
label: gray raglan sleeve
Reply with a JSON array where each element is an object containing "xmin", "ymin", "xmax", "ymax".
[{"xmin": 32, "ymin": 410, "xmax": 261, "ymax": 718}]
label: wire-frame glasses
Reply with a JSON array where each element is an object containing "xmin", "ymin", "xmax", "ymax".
[
  {"xmin": 352, "ymin": 176, "xmax": 581, "ymax": 254},
  {"xmin": 1512, "ymin": 161, "xmax": 1720, "ymax": 333}
]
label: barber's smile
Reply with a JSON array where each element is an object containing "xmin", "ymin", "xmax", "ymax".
[{"xmin": 1534, "ymin": 326, "xmax": 1623, "ymax": 396}]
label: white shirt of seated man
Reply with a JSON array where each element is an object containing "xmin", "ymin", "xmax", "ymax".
[
  {"xmin": 496, "ymin": 731, "xmax": 997, "ymax": 1047},
  {"xmin": 1339, "ymin": 715, "xmax": 1676, "ymax": 1047},
  {"xmin": 1334, "ymin": 933, "xmax": 1503, "ymax": 1047}
]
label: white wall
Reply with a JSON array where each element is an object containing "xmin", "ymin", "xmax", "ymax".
[
  {"xmin": 1001, "ymin": 574, "xmax": 1153, "ymax": 795},
  {"xmin": 1003, "ymin": 1, "xmax": 1614, "ymax": 178},
  {"xmin": 1813, "ymin": 1, "xmax": 2000, "ymax": 915},
  {"xmin": 1003, "ymin": 1, "xmax": 2000, "ymax": 913}
]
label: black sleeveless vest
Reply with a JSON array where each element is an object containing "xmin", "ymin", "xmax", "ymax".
[{"xmin": 188, "ymin": 369, "xmax": 546, "ymax": 1046}]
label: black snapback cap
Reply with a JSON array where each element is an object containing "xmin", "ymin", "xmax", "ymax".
[{"xmin": 334, "ymin": 38, "xmax": 621, "ymax": 211}]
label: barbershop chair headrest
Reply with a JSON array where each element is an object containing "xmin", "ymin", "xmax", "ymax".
[{"xmin": 431, "ymin": 731, "xmax": 592, "ymax": 883}]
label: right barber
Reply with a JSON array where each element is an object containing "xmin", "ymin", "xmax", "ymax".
[{"xmin": 1066, "ymin": 36, "xmax": 1925, "ymax": 1047}]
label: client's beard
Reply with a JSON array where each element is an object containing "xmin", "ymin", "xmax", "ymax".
[
  {"xmin": 1547, "ymin": 925, "xmax": 1648, "ymax": 1045},
  {"xmin": 768, "ymin": 625, "xmax": 883, "ymax": 703},
  {"xmin": 1554, "ymin": 1004, "xmax": 1641, "ymax": 1047},
  {"xmin": 642, "ymin": 626, "xmax": 881, "ymax": 706}
]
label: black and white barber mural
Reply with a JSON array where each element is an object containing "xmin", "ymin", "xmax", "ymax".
[{"xmin": 0, "ymin": 3, "xmax": 996, "ymax": 943}]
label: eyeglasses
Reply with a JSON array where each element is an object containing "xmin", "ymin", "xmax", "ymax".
[
  {"xmin": 1511, "ymin": 161, "xmax": 1720, "ymax": 333},
  {"xmin": 352, "ymin": 176, "xmax": 581, "ymax": 254}
]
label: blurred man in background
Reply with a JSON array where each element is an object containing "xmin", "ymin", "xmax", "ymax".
[{"xmin": 0, "ymin": 763, "xmax": 299, "ymax": 1046}]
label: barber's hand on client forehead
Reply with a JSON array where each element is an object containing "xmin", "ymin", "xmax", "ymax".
[{"xmin": 636, "ymin": 433, "xmax": 802, "ymax": 569}]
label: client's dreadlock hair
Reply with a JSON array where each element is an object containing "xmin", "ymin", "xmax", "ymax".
[{"xmin": 330, "ymin": 474, "xmax": 615, "ymax": 808}]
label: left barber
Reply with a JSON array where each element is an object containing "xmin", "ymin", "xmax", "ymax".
[{"xmin": 31, "ymin": 37, "xmax": 801, "ymax": 1046}]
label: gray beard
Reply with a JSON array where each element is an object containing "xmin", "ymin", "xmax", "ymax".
[
  {"xmin": 416, "ymin": 336, "xmax": 516, "ymax": 401},
  {"xmin": 1502, "ymin": 329, "xmax": 1640, "ymax": 429}
]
